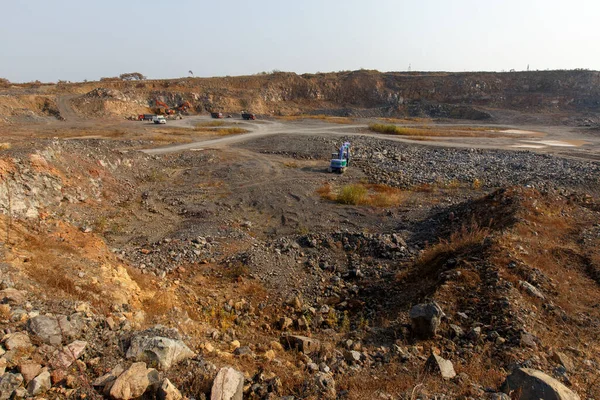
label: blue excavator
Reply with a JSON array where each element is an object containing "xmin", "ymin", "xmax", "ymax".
[{"xmin": 328, "ymin": 142, "xmax": 351, "ymax": 173}]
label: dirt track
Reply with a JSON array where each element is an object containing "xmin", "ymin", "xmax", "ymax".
[{"xmin": 140, "ymin": 115, "xmax": 600, "ymax": 162}]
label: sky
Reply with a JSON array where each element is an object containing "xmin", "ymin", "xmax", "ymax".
[{"xmin": 2, "ymin": 0, "xmax": 599, "ymax": 82}]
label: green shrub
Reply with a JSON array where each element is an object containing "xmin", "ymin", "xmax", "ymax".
[{"xmin": 336, "ymin": 184, "xmax": 368, "ymax": 205}]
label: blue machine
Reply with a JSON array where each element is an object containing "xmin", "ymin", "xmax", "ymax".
[{"xmin": 328, "ymin": 142, "xmax": 351, "ymax": 173}]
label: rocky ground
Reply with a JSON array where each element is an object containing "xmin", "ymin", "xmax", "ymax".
[{"xmin": 0, "ymin": 117, "xmax": 599, "ymax": 400}]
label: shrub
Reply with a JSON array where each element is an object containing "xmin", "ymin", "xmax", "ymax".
[
  {"xmin": 336, "ymin": 184, "xmax": 368, "ymax": 205},
  {"xmin": 119, "ymin": 72, "xmax": 146, "ymax": 81}
]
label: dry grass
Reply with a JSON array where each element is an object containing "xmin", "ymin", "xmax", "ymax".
[
  {"xmin": 336, "ymin": 184, "xmax": 368, "ymax": 204},
  {"xmin": 368, "ymin": 123, "xmax": 515, "ymax": 138},
  {"xmin": 317, "ymin": 183, "xmax": 406, "ymax": 207},
  {"xmin": 195, "ymin": 121, "xmax": 225, "ymax": 127},
  {"xmin": 417, "ymin": 223, "xmax": 491, "ymax": 267},
  {"xmin": 193, "ymin": 124, "xmax": 248, "ymax": 135},
  {"xmin": 142, "ymin": 290, "xmax": 178, "ymax": 321},
  {"xmin": 276, "ymin": 114, "xmax": 355, "ymax": 124}
]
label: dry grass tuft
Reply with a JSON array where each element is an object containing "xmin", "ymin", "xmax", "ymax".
[
  {"xmin": 193, "ymin": 124, "xmax": 248, "ymax": 136},
  {"xmin": 418, "ymin": 223, "xmax": 491, "ymax": 267},
  {"xmin": 317, "ymin": 183, "xmax": 406, "ymax": 207},
  {"xmin": 195, "ymin": 121, "xmax": 225, "ymax": 127},
  {"xmin": 368, "ymin": 123, "xmax": 514, "ymax": 138},
  {"xmin": 143, "ymin": 290, "xmax": 178, "ymax": 321},
  {"xmin": 277, "ymin": 114, "xmax": 355, "ymax": 124},
  {"xmin": 336, "ymin": 184, "xmax": 368, "ymax": 205}
]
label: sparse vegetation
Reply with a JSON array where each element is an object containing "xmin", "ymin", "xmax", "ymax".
[
  {"xmin": 277, "ymin": 114, "xmax": 355, "ymax": 124},
  {"xmin": 368, "ymin": 123, "xmax": 516, "ymax": 138},
  {"xmin": 193, "ymin": 124, "xmax": 248, "ymax": 136},
  {"xmin": 119, "ymin": 72, "xmax": 146, "ymax": 81},
  {"xmin": 318, "ymin": 182, "xmax": 406, "ymax": 206},
  {"xmin": 336, "ymin": 184, "xmax": 368, "ymax": 205},
  {"xmin": 417, "ymin": 222, "xmax": 491, "ymax": 267}
]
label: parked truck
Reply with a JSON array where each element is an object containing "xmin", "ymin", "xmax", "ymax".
[{"xmin": 138, "ymin": 114, "xmax": 156, "ymax": 121}]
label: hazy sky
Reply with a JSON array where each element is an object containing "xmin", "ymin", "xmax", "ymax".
[{"xmin": 3, "ymin": 0, "xmax": 599, "ymax": 82}]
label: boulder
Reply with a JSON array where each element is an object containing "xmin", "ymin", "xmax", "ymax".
[
  {"xmin": 109, "ymin": 362, "xmax": 159, "ymax": 400},
  {"xmin": 501, "ymin": 368, "xmax": 581, "ymax": 400},
  {"xmin": 27, "ymin": 370, "xmax": 51, "ymax": 396},
  {"xmin": 157, "ymin": 378, "xmax": 182, "ymax": 400},
  {"xmin": 18, "ymin": 362, "xmax": 42, "ymax": 383},
  {"xmin": 425, "ymin": 353, "xmax": 456, "ymax": 379},
  {"xmin": 551, "ymin": 351, "xmax": 575, "ymax": 372},
  {"xmin": 125, "ymin": 335, "xmax": 194, "ymax": 370},
  {"xmin": 280, "ymin": 335, "xmax": 321, "ymax": 354},
  {"xmin": 519, "ymin": 280, "xmax": 545, "ymax": 300},
  {"xmin": 211, "ymin": 367, "xmax": 244, "ymax": 400},
  {"xmin": 0, "ymin": 289, "xmax": 26, "ymax": 305},
  {"xmin": 313, "ymin": 372, "xmax": 336, "ymax": 399},
  {"xmin": 0, "ymin": 373, "xmax": 23, "ymax": 400},
  {"xmin": 409, "ymin": 302, "xmax": 445, "ymax": 338},
  {"xmin": 50, "ymin": 340, "xmax": 87, "ymax": 369},
  {"xmin": 2, "ymin": 332, "xmax": 31, "ymax": 350},
  {"xmin": 92, "ymin": 364, "xmax": 125, "ymax": 396},
  {"xmin": 27, "ymin": 315, "xmax": 64, "ymax": 345},
  {"xmin": 344, "ymin": 350, "xmax": 361, "ymax": 364}
]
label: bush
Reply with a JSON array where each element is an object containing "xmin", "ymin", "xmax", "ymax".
[
  {"xmin": 0, "ymin": 78, "xmax": 9, "ymax": 88},
  {"xmin": 120, "ymin": 72, "xmax": 146, "ymax": 81},
  {"xmin": 336, "ymin": 184, "xmax": 368, "ymax": 205}
]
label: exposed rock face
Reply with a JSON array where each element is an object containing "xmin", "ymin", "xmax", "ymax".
[
  {"xmin": 501, "ymin": 368, "xmax": 581, "ymax": 400},
  {"xmin": 211, "ymin": 367, "xmax": 244, "ymax": 400},
  {"xmin": 409, "ymin": 302, "xmax": 445, "ymax": 338}
]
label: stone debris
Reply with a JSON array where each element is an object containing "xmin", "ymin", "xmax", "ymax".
[{"xmin": 211, "ymin": 367, "xmax": 244, "ymax": 400}]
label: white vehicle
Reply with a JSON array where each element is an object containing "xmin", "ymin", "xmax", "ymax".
[{"xmin": 152, "ymin": 115, "xmax": 167, "ymax": 124}]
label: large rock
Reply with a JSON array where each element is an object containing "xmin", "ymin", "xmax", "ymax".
[
  {"xmin": 425, "ymin": 353, "xmax": 456, "ymax": 379},
  {"xmin": 27, "ymin": 370, "xmax": 51, "ymax": 396},
  {"xmin": 2, "ymin": 332, "xmax": 31, "ymax": 350},
  {"xmin": 0, "ymin": 289, "xmax": 26, "ymax": 305},
  {"xmin": 109, "ymin": 362, "xmax": 159, "ymax": 400},
  {"xmin": 50, "ymin": 340, "xmax": 87, "ymax": 369},
  {"xmin": 18, "ymin": 362, "xmax": 42, "ymax": 383},
  {"xmin": 211, "ymin": 367, "xmax": 244, "ymax": 400},
  {"xmin": 92, "ymin": 364, "xmax": 125, "ymax": 396},
  {"xmin": 280, "ymin": 335, "xmax": 321, "ymax": 354},
  {"xmin": 0, "ymin": 373, "xmax": 24, "ymax": 400},
  {"xmin": 551, "ymin": 351, "xmax": 575, "ymax": 372},
  {"xmin": 27, "ymin": 315, "xmax": 76, "ymax": 345},
  {"xmin": 313, "ymin": 372, "xmax": 336, "ymax": 399},
  {"xmin": 519, "ymin": 281, "xmax": 545, "ymax": 300},
  {"xmin": 409, "ymin": 302, "xmax": 445, "ymax": 338},
  {"xmin": 501, "ymin": 368, "xmax": 581, "ymax": 400},
  {"xmin": 125, "ymin": 335, "xmax": 194, "ymax": 370},
  {"xmin": 157, "ymin": 378, "xmax": 182, "ymax": 400}
]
